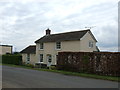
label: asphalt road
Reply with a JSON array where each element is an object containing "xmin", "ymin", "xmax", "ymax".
[{"xmin": 2, "ymin": 65, "xmax": 119, "ymax": 88}]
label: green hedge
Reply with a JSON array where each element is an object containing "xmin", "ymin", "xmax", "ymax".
[{"xmin": 2, "ymin": 54, "xmax": 22, "ymax": 65}]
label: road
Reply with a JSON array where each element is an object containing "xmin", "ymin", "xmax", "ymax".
[{"xmin": 2, "ymin": 65, "xmax": 119, "ymax": 88}]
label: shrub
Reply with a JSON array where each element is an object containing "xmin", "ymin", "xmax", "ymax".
[
  {"xmin": 82, "ymin": 55, "xmax": 89, "ymax": 64},
  {"xmin": 2, "ymin": 54, "xmax": 22, "ymax": 65},
  {"xmin": 35, "ymin": 63, "xmax": 47, "ymax": 68},
  {"xmin": 49, "ymin": 66, "xmax": 57, "ymax": 70},
  {"xmin": 25, "ymin": 64, "xmax": 34, "ymax": 68}
]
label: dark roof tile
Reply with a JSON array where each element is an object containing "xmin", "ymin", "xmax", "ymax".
[
  {"xmin": 20, "ymin": 45, "xmax": 36, "ymax": 54},
  {"xmin": 35, "ymin": 29, "xmax": 90, "ymax": 43}
]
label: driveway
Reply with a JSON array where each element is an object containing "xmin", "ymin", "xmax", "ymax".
[{"xmin": 2, "ymin": 65, "xmax": 119, "ymax": 88}]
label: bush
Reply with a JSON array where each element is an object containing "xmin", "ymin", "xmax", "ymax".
[
  {"xmin": 2, "ymin": 54, "xmax": 22, "ymax": 65},
  {"xmin": 24, "ymin": 64, "xmax": 34, "ymax": 68},
  {"xmin": 82, "ymin": 55, "xmax": 89, "ymax": 64},
  {"xmin": 35, "ymin": 63, "xmax": 47, "ymax": 68},
  {"xmin": 49, "ymin": 66, "xmax": 57, "ymax": 70}
]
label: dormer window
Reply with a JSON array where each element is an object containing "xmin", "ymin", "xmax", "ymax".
[
  {"xmin": 56, "ymin": 42, "xmax": 61, "ymax": 49},
  {"xmin": 40, "ymin": 43, "xmax": 44, "ymax": 49}
]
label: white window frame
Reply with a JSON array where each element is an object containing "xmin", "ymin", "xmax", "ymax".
[
  {"xmin": 40, "ymin": 54, "xmax": 43, "ymax": 63},
  {"xmin": 56, "ymin": 42, "xmax": 61, "ymax": 50},
  {"xmin": 39, "ymin": 43, "xmax": 44, "ymax": 50},
  {"xmin": 27, "ymin": 54, "xmax": 30, "ymax": 62},
  {"xmin": 89, "ymin": 41, "xmax": 94, "ymax": 48}
]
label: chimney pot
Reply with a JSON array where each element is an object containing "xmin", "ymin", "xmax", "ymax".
[{"xmin": 46, "ymin": 28, "xmax": 51, "ymax": 35}]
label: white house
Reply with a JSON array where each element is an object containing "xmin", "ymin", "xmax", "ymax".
[{"xmin": 34, "ymin": 29, "xmax": 99, "ymax": 66}]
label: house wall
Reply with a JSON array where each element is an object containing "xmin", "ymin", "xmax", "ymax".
[
  {"xmin": 22, "ymin": 53, "xmax": 36, "ymax": 65},
  {"xmin": 62, "ymin": 41, "xmax": 81, "ymax": 52},
  {"xmin": 36, "ymin": 40, "xmax": 81, "ymax": 65},
  {"xmin": 22, "ymin": 54, "xmax": 27, "ymax": 63},
  {"xmin": 0, "ymin": 46, "xmax": 12, "ymax": 55},
  {"xmin": 80, "ymin": 31, "xmax": 97, "ymax": 52}
]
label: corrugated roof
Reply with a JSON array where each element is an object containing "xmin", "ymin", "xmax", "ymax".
[
  {"xmin": 20, "ymin": 45, "xmax": 36, "ymax": 54},
  {"xmin": 35, "ymin": 29, "xmax": 90, "ymax": 43}
]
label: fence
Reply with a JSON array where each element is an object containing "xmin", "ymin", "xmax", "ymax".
[{"xmin": 57, "ymin": 52, "xmax": 120, "ymax": 76}]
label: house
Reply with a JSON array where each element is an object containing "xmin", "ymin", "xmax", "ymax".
[
  {"xmin": 20, "ymin": 45, "xmax": 36, "ymax": 65},
  {"xmin": 0, "ymin": 45, "xmax": 12, "ymax": 55},
  {"xmin": 34, "ymin": 28, "xmax": 99, "ymax": 66}
]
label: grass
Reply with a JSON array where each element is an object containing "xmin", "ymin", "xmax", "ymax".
[{"xmin": 2, "ymin": 64, "xmax": 120, "ymax": 82}]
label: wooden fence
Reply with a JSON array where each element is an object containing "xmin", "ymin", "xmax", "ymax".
[{"xmin": 57, "ymin": 52, "xmax": 120, "ymax": 76}]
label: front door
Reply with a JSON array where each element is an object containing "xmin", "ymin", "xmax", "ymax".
[{"xmin": 47, "ymin": 54, "xmax": 52, "ymax": 67}]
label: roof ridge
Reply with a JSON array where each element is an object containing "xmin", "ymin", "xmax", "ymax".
[
  {"xmin": 49, "ymin": 29, "xmax": 90, "ymax": 36},
  {"xmin": 29, "ymin": 45, "xmax": 36, "ymax": 47}
]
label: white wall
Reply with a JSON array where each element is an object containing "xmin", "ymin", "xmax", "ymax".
[
  {"xmin": 0, "ymin": 46, "xmax": 12, "ymax": 55},
  {"xmin": 22, "ymin": 53, "xmax": 36, "ymax": 65},
  {"xmin": 80, "ymin": 31, "xmax": 97, "ymax": 52}
]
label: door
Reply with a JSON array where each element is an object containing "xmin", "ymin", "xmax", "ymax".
[{"xmin": 47, "ymin": 54, "xmax": 52, "ymax": 67}]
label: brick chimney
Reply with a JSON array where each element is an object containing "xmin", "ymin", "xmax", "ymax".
[{"xmin": 46, "ymin": 28, "xmax": 51, "ymax": 35}]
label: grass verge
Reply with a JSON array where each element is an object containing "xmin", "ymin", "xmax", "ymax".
[{"xmin": 2, "ymin": 64, "xmax": 120, "ymax": 82}]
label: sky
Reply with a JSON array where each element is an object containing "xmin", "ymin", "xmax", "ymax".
[{"xmin": 0, "ymin": 0, "xmax": 119, "ymax": 52}]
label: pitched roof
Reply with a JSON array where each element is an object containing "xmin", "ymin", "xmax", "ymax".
[
  {"xmin": 35, "ymin": 29, "xmax": 91, "ymax": 43},
  {"xmin": 0, "ymin": 45, "xmax": 12, "ymax": 47},
  {"xmin": 20, "ymin": 45, "xmax": 36, "ymax": 54}
]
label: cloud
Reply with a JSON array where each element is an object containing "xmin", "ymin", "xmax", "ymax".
[{"xmin": 0, "ymin": 0, "xmax": 118, "ymax": 52}]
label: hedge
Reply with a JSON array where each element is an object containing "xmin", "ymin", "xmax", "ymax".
[
  {"xmin": 2, "ymin": 54, "xmax": 22, "ymax": 65},
  {"xmin": 57, "ymin": 52, "xmax": 120, "ymax": 76}
]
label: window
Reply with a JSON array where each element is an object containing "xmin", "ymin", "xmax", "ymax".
[
  {"xmin": 56, "ymin": 42, "xmax": 61, "ymax": 49},
  {"xmin": 40, "ymin": 43, "xmax": 44, "ymax": 49},
  {"xmin": 27, "ymin": 54, "xmax": 30, "ymax": 61},
  {"xmin": 40, "ymin": 54, "xmax": 43, "ymax": 62},
  {"xmin": 89, "ymin": 41, "xmax": 93, "ymax": 48}
]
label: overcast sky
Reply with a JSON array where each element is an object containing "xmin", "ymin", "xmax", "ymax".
[{"xmin": 0, "ymin": 0, "xmax": 119, "ymax": 52}]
